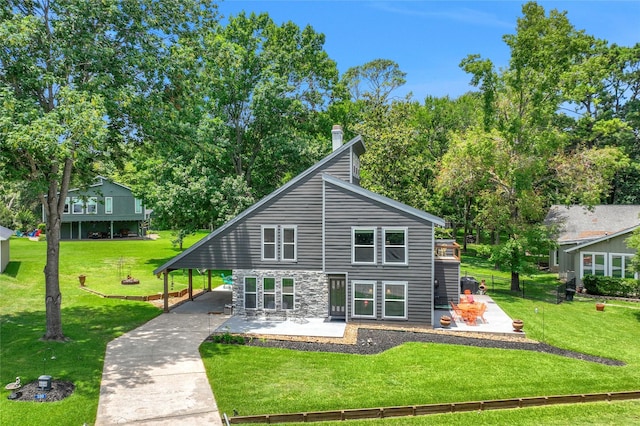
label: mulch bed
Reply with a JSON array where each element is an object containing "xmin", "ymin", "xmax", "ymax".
[
  {"xmin": 245, "ymin": 328, "xmax": 625, "ymax": 366},
  {"xmin": 7, "ymin": 380, "xmax": 75, "ymax": 402}
]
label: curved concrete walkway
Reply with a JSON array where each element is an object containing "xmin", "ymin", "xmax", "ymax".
[{"xmin": 96, "ymin": 290, "xmax": 231, "ymax": 425}]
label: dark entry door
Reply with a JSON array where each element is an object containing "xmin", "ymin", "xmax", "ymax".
[{"xmin": 329, "ymin": 276, "xmax": 346, "ymax": 319}]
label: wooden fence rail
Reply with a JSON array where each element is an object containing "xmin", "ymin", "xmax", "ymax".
[{"xmin": 228, "ymin": 390, "xmax": 640, "ymax": 424}]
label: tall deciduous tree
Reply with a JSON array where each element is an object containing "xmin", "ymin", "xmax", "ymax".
[{"xmin": 0, "ymin": 0, "xmax": 216, "ymax": 340}]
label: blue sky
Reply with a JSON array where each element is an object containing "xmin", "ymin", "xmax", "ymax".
[{"xmin": 217, "ymin": 0, "xmax": 640, "ymax": 101}]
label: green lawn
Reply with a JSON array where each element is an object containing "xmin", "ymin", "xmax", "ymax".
[
  {"xmin": 0, "ymin": 231, "xmax": 216, "ymax": 425},
  {"xmin": 201, "ymin": 248, "xmax": 640, "ymax": 424}
]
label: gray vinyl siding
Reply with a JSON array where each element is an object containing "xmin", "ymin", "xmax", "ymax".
[
  {"xmin": 167, "ymin": 149, "xmax": 354, "ymax": 271},
  {"xmin": 434, "ymin": 259, "xmax": 460, "ymax": 305},
  {"xmin": 324, "ymin": 181, "xmax": 434, "ymax": 324}
]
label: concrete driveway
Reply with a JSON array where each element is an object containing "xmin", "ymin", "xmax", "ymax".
[{"xmin": 96, "ymin": 289, "xmax": 231, "ymax": 425}]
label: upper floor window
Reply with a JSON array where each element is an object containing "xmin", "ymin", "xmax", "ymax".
[
  {"xmin": 281, "ymin": 226, "xmax": 297, "ymax": 261},
  {"xmin": 105, "ymin": 197, "xmax": 113, "ymax": 214},
  {"xmin": 134, "ymin": 198, "xmax": 143, "ymax": 214},
  {"xmin": 86, "ymin": 197, "xmax": 98, "ymax": 214},
  {"xmin": 352, "ymin": 227, "xmax": 376, "ymax": 264},
  {"xmin": 63, "ymin": 197, "xmax": 70, "ymax": 214},
  {"xmin": 262, "ymin": 226, "xmax": 277, "ymax": 260},
  {"xmin": 72, "ymin": 198, "xmax": 84, "ymax": 214},
  {"xmin": 383, "ymin": 228, "xmax": 407, "ymax": 265}
]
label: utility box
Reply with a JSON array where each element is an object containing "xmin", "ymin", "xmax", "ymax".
[{"xmin": 38, "ymin": 375, "xmax": 52, "ymax": 391}]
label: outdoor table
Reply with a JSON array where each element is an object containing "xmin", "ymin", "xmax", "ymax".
[{"xmin": 457, "ymin": 302, "xmax": 482, "ymax": 325}]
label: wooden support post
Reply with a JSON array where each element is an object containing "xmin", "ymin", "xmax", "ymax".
[
  {"xmin": 163, "ymin": 271, "xmax": 169, "ymax": 313},
  {"xmin": 188, "ymin": 269, "xmax": 193, "ymax": 301},
  {"xmin": 207, "ymin": 269, "xmax": 212, "ymax": 292}
]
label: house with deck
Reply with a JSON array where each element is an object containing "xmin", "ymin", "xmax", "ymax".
[
  {"xmin": 42, "ymin": 177, "xmax": 147, "ymax": 240},
  {"xmin": 545, "ymin": 205, "xmax": 640, "ymax": 286},
  {"xmin": 154, "ymin": 127, "xmax": 460, "ymax": 326}
]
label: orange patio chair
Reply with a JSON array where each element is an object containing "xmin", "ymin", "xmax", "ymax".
[
  {"xmin": 449, "ymin": 301, "xmax": 463, "ymax": 322},
  {"xmin": 476, "ymin": 303, "xmax": 488, "ymax": 324}
]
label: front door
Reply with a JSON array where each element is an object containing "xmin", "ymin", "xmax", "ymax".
[{"xmin": 329, "ymin": 275, "xmax": 346, "ymax": 319}]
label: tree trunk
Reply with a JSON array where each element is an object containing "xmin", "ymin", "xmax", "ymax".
[
  {"xmin": 510, "ymin": 271, "xmax": 521, "ymax": 292},
  {"xmin": 42, "ymin": 191, "xmax": 65, "ymax": 341}
]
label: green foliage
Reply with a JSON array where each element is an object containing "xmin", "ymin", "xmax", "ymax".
[
  {"xmin": 582, "ymin": 275, "xmax": 640, "ymax": 297},
  {"xmin": 210, "ymin": 332, "xmax": 246, "ymax": 345}
]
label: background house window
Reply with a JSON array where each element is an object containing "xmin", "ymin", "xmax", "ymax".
[
  {"xmin": 134, "ymin": 198, "xmax": 143, "ymax": 214},
  {"xmin": 263, "ymin": 277, "xmax": 275, "ymax": 309},
  {"xmin": 352, "ymin": 228, "xmax": 376, "ymax": 264},
  {"xmin": 282, "ymin": 278, "xmax": 294, "ymax": 310},
  {"xmin": 353, "ymin": 281, "xmax": 375, "ymax": 317},
  {"xmin": 262, "ymin": 226, "xmax": 277, "ymax": 260},
  {"xmin": 63, "ymin": 197, "xmax": 70, "ymax": 214},
  {"xmin": 86, "ymin": 197, "xmax": 98, "ymax": 214},
  {"xmin": 610, "ymin": 254, "xmax": 635, "ymax": 278},
  {"xmin": 383, "ymin": 228, "xmax": 407, "ymax": 264},
  {"xmin": 582, "ymin": 252, "xmax": 606, "ymax": 277},
  {"xmin": 105, "ymin": 197, "xmax": 113, "ymax": 214},
  {"xmin": 244, "ymin": 277, "xmax": 257, "ymax": 309},
  {"xmin": 383, "ymin": 282, "xmax": 407, "ymax": 319},
  {"xmin": 72, "ymin": 198, "xmax": 84, "ymax": 214},
  {"xmin": 281, "ymin": 226, "xmax": 297, "ymax": 261}
]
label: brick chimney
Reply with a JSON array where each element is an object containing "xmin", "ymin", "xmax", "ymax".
[{"xmin": 331, "ymin": 125, "xmax": 343, "ymax": 151}]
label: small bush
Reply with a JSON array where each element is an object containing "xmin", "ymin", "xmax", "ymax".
[
  {"xmin": 583, "ymin": 275, "xmax": 640, "ymax": 297},
  {"xmin": 37, "ymin": 223, "xmax": 46, "ymax": 233},
  {"xmin": 210, "ymin": 332, "xmax": 245, "ymax": 345}
]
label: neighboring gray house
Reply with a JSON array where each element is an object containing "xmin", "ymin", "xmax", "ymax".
[
  {"xmin": 154, "ymin": 127, "xmax": 460, "ymax": 326},
  {"xmin": 43, "ymin": 177, "xmax": 147, "ymax": 240},
  {"xmin": 545, "ymin": 205, "xmax": 640, "ymax": 285},
  {"xmin": 0, "ymin": 225, "xmax": 14, "ymax": 273}
]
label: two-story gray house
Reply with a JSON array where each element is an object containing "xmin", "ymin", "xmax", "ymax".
[
  {"xmin": 43, "ymin": 177, "xmax": 147, "ymax": 240},
  {"xmin": 154, "ymin": 127, "xmax": 460, "ymax": 326}
]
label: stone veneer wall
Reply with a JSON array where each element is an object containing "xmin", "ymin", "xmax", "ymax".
[{"xmin": 232, "ymin": 269, "xmax": 329, "ymax": 319}]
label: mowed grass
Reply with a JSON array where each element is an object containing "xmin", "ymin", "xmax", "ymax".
[
  {"xmin": 201, "ymin": 249, "xmax": 640, "ymax": 423},
  {"xmin": 0, "ymin": 231, "xmax": 214, "ymax": 425}
]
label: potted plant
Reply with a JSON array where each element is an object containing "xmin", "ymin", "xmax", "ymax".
[
  {"xmin": 596, "ymin": 302, "xmax": 605, "ymax": 311},
  {"xmin": 512, "ymin": 319, "xmax": 524, "ymax": 332},
  {"xmin": 440, "ymin": 315, "xmax": 452, "ymax": 327}
]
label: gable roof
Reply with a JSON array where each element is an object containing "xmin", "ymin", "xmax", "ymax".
[
  {"xmin": 153, "ymin": 136, "xmax": 365, "ymax": 274},
  {"xmin": 545, "ymin": 205, "xmax": 640, "ymax": 244},
  {"xmin": 322, "ymin": 174, "xmax": 445, "ymax": 226},
  {"xmin": 564, "ymin": 224, "xmax": 640, "ymax": 253},
  {"xmin": 0, "ymin": 225, "xmax": 14, "ymax": 241}
]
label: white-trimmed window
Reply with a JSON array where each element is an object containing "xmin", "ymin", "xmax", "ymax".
[
  {"xmin": 552, "ymin": 249, "xmax": 559, "ymax": 267},
  {"xmin": 244, "ymin": 277, "xmax": 257, "ymax": 309},
  {"xmin": 281, "ymin": 226, "xmax": 297, "ymax": 261},
  {"xmin": 263, "ymin": 277, "xmax": 276, "ymax": 309},
  {"xmin": 383, "ymin": 281, "xmax": 407, "ymax": 319},
  {"xmin": 72, "ymin": 198, "xmax": 84, "ymax": 214},
  {"xmin": 610, "ymin": 254, "xmax": 635, "ymax": 279},
  {"xmin": 63, "ymin": 197, "xmax": 70, "ymax": 214},
  {"xmin": 105, "ymin": 197, "xmax": 113, "ymax": 214},
  {"xmin": 134, "ymin": 198, "xmax": 143, "ymax": 214},
  {"xmin": 352, "ymin": 228, "xmax": 376, "ymax": 264},
  {"xmin": 86, "ymin": 197, "xmax": 98, "ymax": 214},
  {"xmin": 581, "ymin": 252, "xmax": 606, "ymax": 277},
  {"xmin": 261, "ymin": 226, "xmax": 277, "ymax": 260},
  {"xmin": 282, "ymin": 278, "xmax": 295, "ymax": 310},
  {"xmin": 353, "ymin": 281, "xmax": 376, "ymax": 318},
  {"xmin": 383, "ymin": 228, "xmax": 408, "ymax": 265}
]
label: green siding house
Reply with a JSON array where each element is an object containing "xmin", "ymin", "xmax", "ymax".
[{"xmin": 43, "ymin": 177, "xmax": 147, "ymax": 240}]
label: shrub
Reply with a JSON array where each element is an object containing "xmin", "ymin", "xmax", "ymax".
[
  {"xmin": 210, "ymin": 332, "xmax": 245, "ymax": 345},
  {"xmin": 583, "ymin": 275, "xmax": 640, "ymax": 297},
  {"xmin": 37, "ymin": 223, "xmax": 46, "ymax": 233}
]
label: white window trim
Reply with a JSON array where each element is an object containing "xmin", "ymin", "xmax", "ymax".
[
  {"xmin": 244, "ymin": 277, "xmax": 257, "ymax": 310},
  {"xmin": 352, "ymin": 227, "xmax": 377, "ymax": 265},
  {"xmin": 72, "ymin": 197, "xmax": 84, "ymax": 214},
  {"xmin": 580, "ymin": 252, "xmax": 607, "ymax": 278},
  {"xmin": 134, "ymin": 198, "xmax": 143, "ymax": 214},
  {"xmin": 281, "ymin": 277, "xmax": 295, "ymax": 310},
  {"xmin": 263, "ymin": 277, "xmax": 276, "ymax": 310},
  {"xmin": 281, "ymin": 225, "xmax": 298, "ymax": 262},
  {"xmin": 382, "ymin": 281, "xmax": 408, "ymax": 319},
  {"xmin": 63, "ymin": 197, "xmax": 70, "ymax": 214},
  {"xmin": 261, "ymin": 225, "xmax": 278, "ymax": 261},
  {"xmin": 86, "ymin": 197, "xmax": 98, "ymax": 215},
  {"xmin": 352, "ymin": 280, "xmax": 376, "ymax": 318},
  {"xmin": 552, "ymin": 249, "xmax": 559, "ymax": 267},
  {"xmin": 608, "ymin": 253, "xmax": 637, "ymax": 279},
  {"xmin": 105, "ymin": 197, "xmax": 113, "ymax": 214},
  {"xmin": 382, "ymin": 227, "xmax": 408, "ymax": 265}
]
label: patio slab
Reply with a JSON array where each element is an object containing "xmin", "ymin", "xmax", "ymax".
[{"xmin": 218, "ymin": 316, "xmax": 347, "ymax": 338}]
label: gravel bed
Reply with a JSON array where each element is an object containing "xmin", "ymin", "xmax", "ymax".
[
  {"xmin": 246, "ymin": 328, "xmax": 625, "ymax": 366},
  {"xmin": 7, "ymin": 380, "xmax": 75, "ymax": 402}
]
